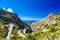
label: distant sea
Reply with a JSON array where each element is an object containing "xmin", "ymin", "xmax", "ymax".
[{"xmin": 23, "ymin": 20, "xmax": 37, "ymax": 25}]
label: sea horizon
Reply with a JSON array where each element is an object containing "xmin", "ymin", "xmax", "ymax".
[{"xmin": 22, "ymin": 20, "xmax": 37, "ymax": 25}]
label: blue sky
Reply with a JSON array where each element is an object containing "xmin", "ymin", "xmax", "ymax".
[{"xmin": 0, "ymin": 0, "xmax": 60, "ymax": 20}]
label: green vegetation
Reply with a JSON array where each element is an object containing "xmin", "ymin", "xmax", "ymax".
[
  {"xmin": 29, "ymin": 13, "xmax": 60, "ymax": 40},
  {"xmin": 1, "ymin": 12, "xmax": 60, "ymax": 40},
  {"xmin": 0, "ymin": 20, "xmax": 9, "ymax": 40}
]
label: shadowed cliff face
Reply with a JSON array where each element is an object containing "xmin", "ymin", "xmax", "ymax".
[{"xmin": 0, "ymin": 9, "xmax": 32, "ymax": 33}]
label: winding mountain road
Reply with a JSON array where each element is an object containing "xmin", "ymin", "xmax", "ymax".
[
  {"xmin": 18, "ymin": 30, "xmax": 25, "ymax": 38},
  {"xmin": 6, "ymin": 23, "xmax": 14, "ymax": 40},
  {"xmin": 6, "ymin": 23, "xmax": 25, "ymax": 40}
]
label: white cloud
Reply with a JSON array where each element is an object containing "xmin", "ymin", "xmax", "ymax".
[
  {"xmin": 7, "ymin": 8, "xmax": 13, "ymax": 12},
  {"xmin": 3, "ymin": 8, "xmax": 5, "ymax": 10}
]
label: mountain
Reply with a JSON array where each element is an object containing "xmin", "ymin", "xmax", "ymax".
[
  {"xmin": 1, "ymin": 9, "xmax": 60, "ymax": 40},
  {"xmin": 0, "ymin": 9, "xmax": 32, "ymax": 32},
  {"xmin": 29, "ymin": 13, "xmax": 60, "ymax": 40},
  {"xmin": 0, "ymin": 9, "xmax": 32, "ymax": 40},
  {"xmin": 30, "ymin": 13, "xmax": 60, "ymax": 31}
]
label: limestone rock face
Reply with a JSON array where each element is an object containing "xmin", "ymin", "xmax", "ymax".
[{"xmin": 31, "ymin": 13, "xmax": 60, "ymax": 31}]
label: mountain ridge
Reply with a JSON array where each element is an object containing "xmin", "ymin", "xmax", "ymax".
[
  {"xmin": 31, "ymin": 13, "xmax": 60, "ymax": 31},
  {"xmin": 0, "ymin": 9, "xmax": 32, "ymax": 32},
  {"xmin": 0, "ymin": 9, "xmax": 32, "ymax": 40}
]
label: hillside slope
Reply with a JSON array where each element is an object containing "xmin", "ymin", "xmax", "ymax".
[
  {"xmin": 31, "ymin": 13, "xmax": 60, "ymax": 31},
  {"xmin": 0, "ymin": 9, "xmax": 32, "ymax": 40},
  {"xmin": 29, "ymin": 13, "xmax": 60, "ymax": 40}
]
